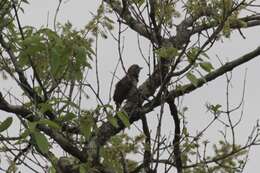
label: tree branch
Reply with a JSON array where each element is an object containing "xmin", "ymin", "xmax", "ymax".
[
  {"xmin": 142, "ymin": 46, "xmax": 260, "ymax": 114},
  {"xmin": 141, "ymin": 115, "xmax": 152, "ymax": 172},
  {"xmin": 171, "ymin": 46, "xmax": 260, "ymax": 98},
  {"xmin": 0, "ymin": 92, "xmax": 86, "ymax": 161},
  {"xmin": 191, "ymin": 14, "xmax": 260, "ymax": 35},
  {"xmin": 0, "ymin": 92, "xmax": 35, "ymax": 121},
  {"xmin": 167, "ymin": 97, "xmax": 182, "ymax": 173},
  {"xmin": 103, "ymin": 0, "xmax": 159, "ymax": 44},
  {"xmin": 0, "ymin": 35, "xmax": 40, "ymax": 102},
  {"xmin": 94, "ymin": 46, "xmax": 260, "ymax": 148}
]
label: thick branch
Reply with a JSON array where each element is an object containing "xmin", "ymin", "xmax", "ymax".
[
  {"xmin": 103, "ymin": 0, "xmax": 159, "ymax": 44},
  {"xmin": 167, "ymin": 97, "xmax": 182, "ymax": 173},
  {"xmin": 0, "ymin": 92, "xmax": 35, "ymax": 121},
  {"xmin": 38, "ymin": 125, "xmax": 86, "ymax": 162},
  {"xmin": 141, "ymin": 116, "xmax": 152, "ymax": 172}
]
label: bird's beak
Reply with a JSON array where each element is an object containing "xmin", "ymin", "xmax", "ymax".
[{"xmin": 139, "ymin": 67, "xmax": 143, "ymax": 70}]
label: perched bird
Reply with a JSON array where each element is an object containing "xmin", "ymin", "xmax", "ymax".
[{"xmin": 113, "ymin": 64, "xmax": 142, "ymax": 110}]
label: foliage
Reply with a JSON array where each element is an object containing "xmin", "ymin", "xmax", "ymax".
[
  {"xmin": 18, "ymin": 24, "xmax": 93, "ymax": 83},
  {"xmin": 0, "ymin": 0, "xmax": 260, "ymax": 173},
  {"xmin": 101, "ymin": 133, "xmax": 143, "ymax": 173}
]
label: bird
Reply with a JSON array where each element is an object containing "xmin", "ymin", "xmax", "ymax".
[{"xmin": 113, "ymin": 64, "xmax": 142, "ymax": 110}]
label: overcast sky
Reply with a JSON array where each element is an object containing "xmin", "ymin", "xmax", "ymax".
[{"xmin": 1, "ymin": 0, "xmax": 260, "ymax": 172}]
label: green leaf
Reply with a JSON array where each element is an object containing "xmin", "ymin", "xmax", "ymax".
[
  {"xmin": 201, "ymin": 52, "xmax": 210, "ymax": 59},
  {"xmin": 156, "ymin": 47, "xmax": 178, "ymax": 59},
  {"xmin": 132, "ymin": 0, "xmax": 145, "ymax": 6},
  {"xmin": 107, "ymin": 115, "xmax": 119, "ymax": 128},
  {"xmin": 223, "ymin": 20, "xmax": 231, "ymax": 38},
  {"xmin": 0, "ymin": 117, "xmax": 13, "ymax": 132},
  {"xmin": 50, "ymin": 45, "xmax": 67, "ymax": 77},
  {"xmin": 15, "ymin": 130, "xmax": 30, "ymax": 145},
  {"xmin": 224, "ymin": 0, "xmax": 232, "ymax": 11},
  {"xmin": 58, "ymin": 112, "xmax": 77, "ymax": 122},
  {"xmin": 7, "ymin": 161, "xmax": 17, "ymax": 173},
  {"xmin": 38, "ymin": 103, "xmax": 53, "ymax": 113},
  {"xmin": 183, "ymin": 127, "xmax": 189, "ymax": 136},
  {"xmin": 20, "ymin": 129, "xmax": 30, "ymax": 139},
  {"xmin": 199, "ymin": 62, "xmax": 214, "ymax": 72},
  {"xmin": 103, "ymin": 17, "xmax": 114, "ymax": 31},
  {"xmin": 19, "ymin": 35, "xmax": 46, "ymax": 67},
  {"xmin": 74, "ymin": 46, "xmax": 87, "ymax": 62},
  {"xmin": 79, "ymin": 164, "xmax": 89, "ymax": 173},
  {"xmin": 32, "ymin": 131, "xmax": 49, "ymax": 154},
  {"xmin": 186, "ymin": 72, "xmax": 199, "ymax": 87},
  {"xmin": 117, "ymin": 111, "xmax": 130, "ymax": 128},
  {"xmin": 28, "ymin": 122, "xmax": 37, "ymax": 130},
  {"xmin": 80, "ymin": 116, "xmax": 93, "ymax": 140},
  {"xmin": 49, "ymin": 166, "xmax": 56, "ymax": 173},
  {"xmin": 187, "ymin": 47, "xmax": 200, "ymax": 63},
  {"xmin": 211, "ymin": 104, "xmax": 222, "ymax": 113},
  {"xmin": 38, "ymin": 119, "xmax": 61, "ymax": 129}
]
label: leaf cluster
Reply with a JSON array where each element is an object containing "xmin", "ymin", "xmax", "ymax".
[{"xmin": 17, "ymin": 24, "xmax": 93, "ymax": 86}]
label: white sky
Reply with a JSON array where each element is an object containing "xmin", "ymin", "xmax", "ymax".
[{"xmin": 1, "ymin": 0, "xmax": 260, "ymax": 172}]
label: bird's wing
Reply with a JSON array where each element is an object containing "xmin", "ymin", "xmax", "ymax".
[{"xmin": 113, "ymin": 77, "xmax": 133, "ymax": 105}]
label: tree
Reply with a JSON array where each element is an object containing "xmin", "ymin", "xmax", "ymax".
[{"xmin": 0, "ymin": 0, "xmax": 260, "ymax": 172}]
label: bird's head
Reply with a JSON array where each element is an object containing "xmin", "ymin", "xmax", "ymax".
[{"xmin": 127, "ymin": 64, "xmax": 142, "ymax": 78}]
